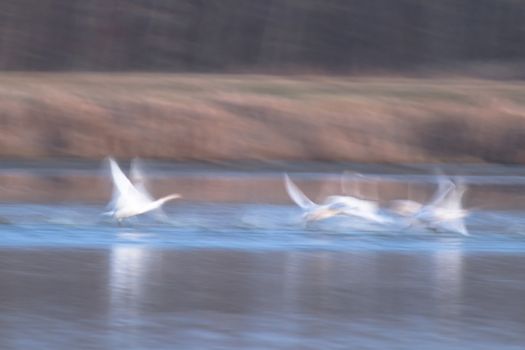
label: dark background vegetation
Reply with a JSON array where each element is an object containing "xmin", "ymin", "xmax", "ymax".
[
  {"xmin": 1, "ymin": 1, "xmax": 525, "ymax": 163},
  {"xmin": 1, "ymin": 0, "xmax": 525, "ymax": 73}
]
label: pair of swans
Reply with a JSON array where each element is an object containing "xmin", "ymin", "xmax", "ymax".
[
  {"xmin": 284, "ymin": 172, "xmax": 470, "ymax": 235},
  {"xmin": 104, "ymin": 157, "xmax": 181, "ymax": 223}
]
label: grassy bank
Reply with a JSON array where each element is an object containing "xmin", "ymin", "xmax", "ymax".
[{"xmin": 1, "ymin": 73, "xmax": 525, "ymax": 163}]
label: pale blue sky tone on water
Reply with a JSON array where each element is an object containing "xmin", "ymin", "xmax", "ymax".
[{"xmin": 1, "ymin": 246, "xmax": 524, "ymax": 349}]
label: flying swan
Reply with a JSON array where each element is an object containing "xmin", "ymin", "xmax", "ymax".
[{"xmin": 104, "ymin": 157, "xmax": 181, "ymax": 223}]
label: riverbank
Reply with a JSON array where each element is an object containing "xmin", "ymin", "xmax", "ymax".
[{"xmin": 1, "ymin": 74, "xmax": 525, "ymax": 163}]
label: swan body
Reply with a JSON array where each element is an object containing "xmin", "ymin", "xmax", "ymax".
[
  {"xmin": 388, "ymin": 199, "xmax": 423, "ymax": 217},
  {"xmin": 338, "ymin": 171, "xmax": 387, "ymax": 223},
  {"xmin": 324, "ymin": 195, "xmax": 386, "ymax": 223},
  {"xmin": 105, "ymin": 157, "xmax": 181, "ymax": 222},
  {"xmin": 284, "ymin": 174, "xmax": 386, "ymax": 223}
]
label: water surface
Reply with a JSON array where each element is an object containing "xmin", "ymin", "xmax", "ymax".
[{"xmin": 0, "ymin": 203, "xmax": 525, "ymax": 349}]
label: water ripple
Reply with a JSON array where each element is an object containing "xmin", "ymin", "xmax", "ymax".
[{"xmin": 0, "ymin": 203, "xmax": 524, "ymax": 252}]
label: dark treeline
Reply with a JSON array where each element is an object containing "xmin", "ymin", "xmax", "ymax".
[{"xmin": 1, "ymin": 0, "xmax": 524, "ymax": 72}]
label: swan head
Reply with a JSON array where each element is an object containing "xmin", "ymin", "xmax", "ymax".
[{"xmin": 158, "ymin": 194, "xmax": 182, "ymax": 205}]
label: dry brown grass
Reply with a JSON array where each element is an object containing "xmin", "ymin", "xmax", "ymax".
[{"xmin": 1, "ymin": 73, "xmax": 525, "ymax": 163}]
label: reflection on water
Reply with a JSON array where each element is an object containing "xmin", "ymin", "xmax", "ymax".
[
  {"xmin": 110, "ymin": 245, "xmax": 151, "ymax": 321},
  {"xmin": 435, "ymin": 248, "xmax": 463, "ymax": 319},
  {"xmin": 1, "ymin": 248, "xmax": 525, "ymax": 349}
]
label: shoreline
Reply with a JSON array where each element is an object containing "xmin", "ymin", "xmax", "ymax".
[{"xmin": 1, "ymin": 162, "xmax": 525, "ymax": 208}]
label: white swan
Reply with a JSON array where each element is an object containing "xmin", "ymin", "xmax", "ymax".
[
  {"xmin": 414, "ymin": 177, "xmax": 470, "ymax": 236},
  {"xmin": 104, "ymin": 157, "xmax": 181, "ymax": 223},
  {"xmin": 284, "ymin": 174, "xmax": 385, "ymax": 223},
  {"xmin": 335, "ymin": 171, "xmax": 387, "ymax": 223},
  {"xmin": 284, "ymin": 174, "xmax": 347, "ymax": 222},
  {"xmin": 387, "ymin": 172, "xmax": 452, "ymax": 218}
]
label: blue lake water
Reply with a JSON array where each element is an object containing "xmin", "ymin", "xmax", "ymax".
[{"xmin": 1, "ymin": 203, "xmax": 525, "ymax": 349}]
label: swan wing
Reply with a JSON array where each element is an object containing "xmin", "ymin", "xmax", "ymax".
[
  {"xmin": 130, "ymin": 158, "xmax": 156, "ymax": 201},
  {"xmin": 284, "ymin": 174, "xmax": 316, "ymax": 210},
  {"xmin": 442, "ymin": 177, "xmax": 467, "ymax": 211},
  {"xmin": 107, "ymin": 157, "xmax": 151, "ymax": 208},
  {"xmin": 426, "ymin": 175, "xmax": 455, "ymax": 208}
]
